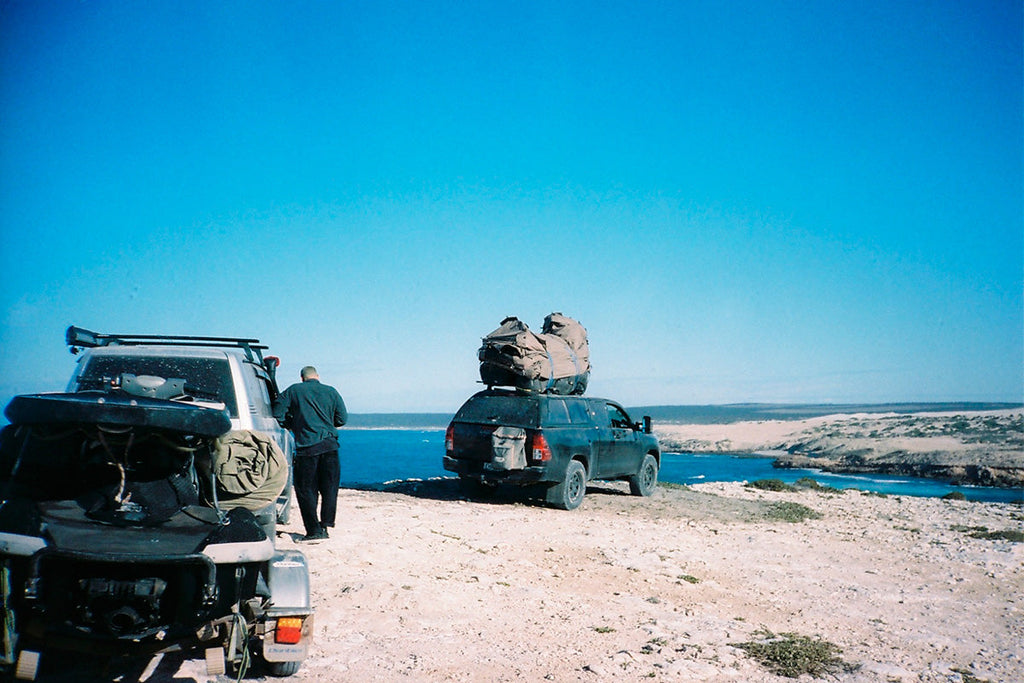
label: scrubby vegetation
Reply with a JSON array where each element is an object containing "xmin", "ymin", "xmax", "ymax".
[
  {"xmin": 732, "ymin": 629, "xmax": 850, "ymax": 678},
  {"xmin": 746, "ymin": 479, "xmax": 797, "ymax": 492},
  {"xmin": 764, "ymin": 501, "xmax": 822, "ymax": 522},
  {"xmin": 951, "ymin": 525, "xmax": 1024, "ymax": 542},
  {"xmin": 794, "ymin": 477, "xmax": 843, "ymax": 493},
  {"xmin": 746, "ymin": 477, "xmax": 843, "ymax": 495}
]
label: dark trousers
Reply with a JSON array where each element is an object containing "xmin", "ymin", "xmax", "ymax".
[{"xmin": 292, "ymin": 449, "xmax": 339, "ymax": 535}]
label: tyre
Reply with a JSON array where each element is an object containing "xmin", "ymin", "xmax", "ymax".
[
  {"xmin": 266, "ymin": 659, "xmax": 302, "ymax": 677},
  {"xmin": 546, "ymin": 460, "xmax": 586, "ymax": 510},
  {"xmin": 628, "ymin": 454, "xmax": 658, "ymax": 496}
]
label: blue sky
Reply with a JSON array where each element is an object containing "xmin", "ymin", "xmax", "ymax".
[{"xmin": 1, "ymin": 1, "xmax": 1021, "ymax": 413}]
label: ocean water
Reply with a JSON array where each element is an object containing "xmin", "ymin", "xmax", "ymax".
[{"xmin": 337, "ymin": 429, "xmax": 1024, "ymax": 504}]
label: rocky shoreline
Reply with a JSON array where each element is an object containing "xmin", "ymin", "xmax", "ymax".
[
  {"xmin": 655, "ymin": 409, "xmax": 1024, "ymax": 489},
  {"xmin": 771, "ymin": 455, "xmax": 1022, "ymax": 488}
]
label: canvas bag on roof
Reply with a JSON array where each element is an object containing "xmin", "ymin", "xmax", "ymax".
[
  {"xmin": 542, "ymin": 312, "xmax": 590, "ymax": 376},
  {"xmin": 478, "ymin": 313, "xmax": 590, "ymax": 395}
]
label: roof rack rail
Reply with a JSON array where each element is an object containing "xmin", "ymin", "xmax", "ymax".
[{"xmin": 66, "ymin": 325, "xmax": 269, "ymax": 364}]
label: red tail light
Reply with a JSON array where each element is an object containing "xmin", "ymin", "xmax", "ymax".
[
  {"xmin": 531, "ymin": 431, "xmax": 552, "ymax": 462},
  {"xmin": 275, "ymin": 617, "xmax": 304, "ymax": 644},
  {"xmin": 445, "ymin": 423, "xmax": 454, "ymax": 453}
]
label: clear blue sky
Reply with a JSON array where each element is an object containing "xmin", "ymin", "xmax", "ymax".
[{"xmin": 2, "ymin": 1, "xmax": 1021, "ymax": 413}]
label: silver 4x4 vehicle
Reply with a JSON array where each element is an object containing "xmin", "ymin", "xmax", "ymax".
[
  {"xmin": 0, "ymin": 326, "xmax": 311, "ymax": 680},
  {"xmin": 444, "ymin": 389, "xmax": 661, "ymax": 510}
]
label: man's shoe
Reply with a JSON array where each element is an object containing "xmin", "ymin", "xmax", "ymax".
[{"xmin": 300, "ymin": 530, "xmax": 328, "ymax": 542}]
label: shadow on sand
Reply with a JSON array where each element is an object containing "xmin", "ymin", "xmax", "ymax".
[
  {"xmin": 339, "ymin": 477, "xmax": 633, "ymax": 508},
  {"xmin": 18, "ymin": 649, "xmax": 215, "ymax": 683}
]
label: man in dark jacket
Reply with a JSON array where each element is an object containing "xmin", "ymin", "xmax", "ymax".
[{"xmin": 273, "ymin": 366, "xmax": 347, "ymax": 541}]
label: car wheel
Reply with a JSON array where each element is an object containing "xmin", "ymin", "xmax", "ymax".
[
  {"xmin": 546, "ymin": 460, "xmax": 586, "ymax": 510},
  {"xmin": 628, "ymin": 454, "xmax": 658, "ymax": 496},
  {"xmin": 265, "ymin": 659, "xmax": 302, "ymax": 677}
]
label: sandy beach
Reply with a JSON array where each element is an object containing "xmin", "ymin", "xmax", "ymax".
[
  {"xmin": 28, "ymin": 410, "xmax": 1023, "ymax": 682},
  {"xmin": 269, "ymin": 477, "xmax": 1022, "ymax": 683}
]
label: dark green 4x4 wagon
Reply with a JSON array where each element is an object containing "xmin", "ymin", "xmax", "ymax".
[{"xmin": 443, "ymin": 389, "xmax": 660, "ymax": 510}]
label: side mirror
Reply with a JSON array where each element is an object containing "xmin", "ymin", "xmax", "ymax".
[
  {"xmin": 643, "ymin": 416, "xmax": 652, "ymax": 434},
  {"xmin": 263, "ymin": 356, "xmax": 282, "ymax": 399}
]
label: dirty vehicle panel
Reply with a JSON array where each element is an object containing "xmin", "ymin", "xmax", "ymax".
[{"xmin": 443, "ymin": 389, "xmax": 660, "ymax": 509}]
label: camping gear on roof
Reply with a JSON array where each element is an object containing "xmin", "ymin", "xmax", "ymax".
[{"xmin": 478, "ymin": 313, "xmax": 590, "ymax": 395}]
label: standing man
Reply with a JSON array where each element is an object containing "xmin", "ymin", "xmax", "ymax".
[{"xmin": 274, "ymin": 366, "xmax": 347, "ymax": 541}]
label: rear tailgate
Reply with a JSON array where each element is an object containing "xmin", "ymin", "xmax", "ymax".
[{"xmin": 449, "ymin": 421, "xmax": 498, "ymax": 462}]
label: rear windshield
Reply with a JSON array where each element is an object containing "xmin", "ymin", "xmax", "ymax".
[
  {"xmin": 75, "ymin": 355, "xmax": 238, "ymax": 417},
  {"xmin": 454, "ymin": 395, "xmax": 540, "ymax": 428}
]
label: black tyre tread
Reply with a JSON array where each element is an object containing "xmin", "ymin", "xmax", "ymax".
[
  {"xmin": 628, "ymin": 453, "xmax": 658, "ymax": 496},
  {"xmin": 546, "ymin": 460, "xmax": 586, "ymax": 510}
]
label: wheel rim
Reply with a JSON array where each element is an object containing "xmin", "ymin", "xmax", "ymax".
[
  {"xmin": 568, "ymin": 469, "xmax": 584, "ymax": 503},
  {"xmin": 643, "ymin": 462, "xmax": 656, "ymax": 489}
]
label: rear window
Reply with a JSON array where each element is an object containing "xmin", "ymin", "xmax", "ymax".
[
  {"xmin": 75, "ymin": 355, "xmax": 239, "ymax": 417},
  {"xmin": 454, "ymin": 395, "xmax": 540, "ymax": 428}
]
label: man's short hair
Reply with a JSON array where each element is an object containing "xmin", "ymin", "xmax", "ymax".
[{"xmin": 300, "ymin": 366, "xmax": 318, "ymax": 380}]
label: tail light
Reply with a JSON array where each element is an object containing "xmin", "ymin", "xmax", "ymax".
[
  {"xmin": 274, "ymin": 617, "xmax": 304, "ymax": 645},
  {"xmin": 445, "ymin": 423, "xmax": 454, "ymax": 453},
  {"xmin": 530, "ymin": 431, "xmax": 552, "ymax": 462}
]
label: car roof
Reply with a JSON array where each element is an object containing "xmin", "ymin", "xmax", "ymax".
[
  {"xmin": 79, "ymin": 345, "xmax": 244, "ymax": 361},
  {"xmin": 471, "ymin": 389, "xmax": 613, "ymax": 403}
]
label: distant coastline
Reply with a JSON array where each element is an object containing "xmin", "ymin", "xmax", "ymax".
[
  {"xmin": 634, "ymin": 401, "xmax": 1024, "ymax": 424},
  {"xmin": 345, "ymin": 413, "xmax": 453, "ymax": 429},
  {"xmin": 343, "ymin": 402, "xmax": 1023, "ymax": 429},
  {"xmin": 655, "ymin": 407, "xmax": 1023, "ymax": 489}
]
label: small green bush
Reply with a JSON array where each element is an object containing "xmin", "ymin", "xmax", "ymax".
[
  {"xmin": 794, "ymin": 477, "xmax": 843, "ymax": 494},
  {"xmin": 942, "ymin": 491, "xmax": 967, "ymax": 501},
  {"xmin": 747, "ymin": 479, "xmax": 797, "ymax": 492},
  {"xmin": 765, "ymin": 502, "xmax": 822, "ymax": 523},
  {"xmin": 732, "ymin": 629, "xmax": 849, "ymax": 678}
]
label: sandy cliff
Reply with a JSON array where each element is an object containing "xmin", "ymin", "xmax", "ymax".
[{"xmin": 655, "ymin": 409, "xmax": 1024, "ymax": 488}]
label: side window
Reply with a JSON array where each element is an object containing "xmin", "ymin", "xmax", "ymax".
[
  {"xmin": 544, "ymin": 399, "xmax": 571, "ymax": 425},
  {"xmin": 607, "ymin": 403, "xmax": 632, "ymax": 430},
  {"xmin": 241, "ymin": 363, "xmax": 272, "ymax": 416},
  {"xmin": 567, "ymin": 400, "xmax": 592, "ymax": 425},
  {"xmin": 588, "ymin": 401, "xmax": 610, "ymax": 427}
]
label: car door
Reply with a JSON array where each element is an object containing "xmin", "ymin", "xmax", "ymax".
[{"xmin": 595, "ymin": 401, "xmax": 643, "ymax": 478}]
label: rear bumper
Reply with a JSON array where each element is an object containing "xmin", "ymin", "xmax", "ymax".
[{"xmin": 443, "ymin": 456, "xmax": 549, "ymax": 484}]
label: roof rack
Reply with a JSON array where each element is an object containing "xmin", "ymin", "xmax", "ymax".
[{"xmin": 66, "ymin": 325, "xmax": 269, "ymax": 364}]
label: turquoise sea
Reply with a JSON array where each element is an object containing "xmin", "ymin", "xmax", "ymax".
[{"xmin": 337, "ymin": 428, "xmax": 1024, "ymax": 504}]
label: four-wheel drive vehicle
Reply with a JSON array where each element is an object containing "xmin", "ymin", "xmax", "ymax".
[
  {"xmin": 443, "ymin": 389, "xmax": 660, "ymax": 510},
  {"xmin": 61, "ymin": 326, "xmax": 296, "ymax": 527},
  {"xmin": 0, "ymin": 327, "xmax": 312, "ymax": 680}
]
